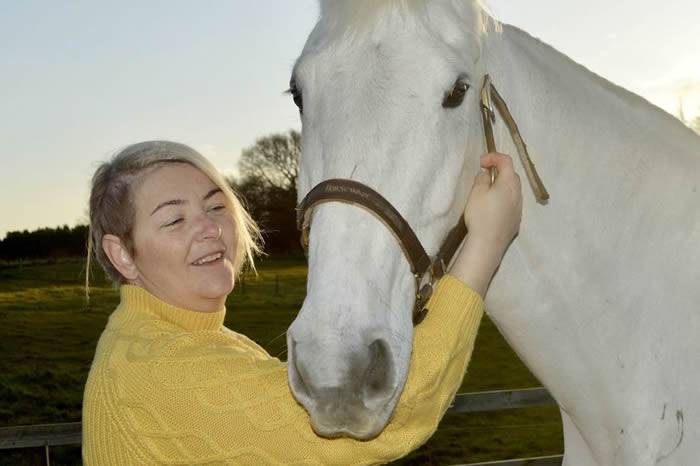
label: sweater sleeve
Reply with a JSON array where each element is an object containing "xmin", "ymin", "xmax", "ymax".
[{"xmin": 86, "ymin": 274, "xmax": 483, "ymax": 466}]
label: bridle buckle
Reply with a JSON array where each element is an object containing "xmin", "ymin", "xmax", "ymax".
[{"xmin": 413, "ymin": 274, "xmax": 434, "ymax": 325}]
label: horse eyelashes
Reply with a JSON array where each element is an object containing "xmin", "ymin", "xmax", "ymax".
[{"xmin": 288, "ymin": 77, "xmax": 303, "ymax": 114}]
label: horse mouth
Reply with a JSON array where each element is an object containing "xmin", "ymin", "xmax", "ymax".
[
  {"xmin": 301, "ymin": 379, "xmax": 403, "ymax": 440},
  {"xmin": 308, "ymin": 405, "xmax": 390, "ymax": 440}
]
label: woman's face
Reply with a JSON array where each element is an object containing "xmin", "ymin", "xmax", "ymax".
[{"xmin": 128, "ymin": 162, "xmax": 237, "ymax": 311}]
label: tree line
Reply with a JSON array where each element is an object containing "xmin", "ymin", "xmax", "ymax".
[
  {"xmin": 0, "ymin": 225, "xmax": 90, "ymax": 261},
  {"xmin": 0, "ymin": 130, "xmax": 303, "ymax": 261}
]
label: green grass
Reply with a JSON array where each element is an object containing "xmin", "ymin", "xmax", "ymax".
[{"xmin": 0, "ymin": 257, "xmax": 562, "ymax": 465}]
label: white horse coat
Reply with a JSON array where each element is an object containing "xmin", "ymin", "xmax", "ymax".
[
  {"xmin": 485, "ymin": 25, "xmax": 700, "ymax": 466},
  {"xmin": 287, "ymin": 1, "xmax": 700, "ymax": 464}
]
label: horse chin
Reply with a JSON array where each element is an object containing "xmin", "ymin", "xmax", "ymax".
[
  {"xmin": 311, "ymin": 422, "xmax": 383, "ymax": 441},
  {"xmin": 306, "ymin": 395, "xmax": 398, "ymax": 440}
]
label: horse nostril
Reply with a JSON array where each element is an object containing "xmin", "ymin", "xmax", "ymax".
[{"xmin": 362, "ymin": 339, "xmax": 394, "ymax": 403}]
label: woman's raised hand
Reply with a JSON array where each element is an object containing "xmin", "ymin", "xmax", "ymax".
[{"xmin": 449, "ymin": 152, "xmax": 523, "ymax": 298}]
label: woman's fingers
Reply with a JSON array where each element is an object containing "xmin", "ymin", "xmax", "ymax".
[
  {"xmin": 473, "ymin": 168, "xmax": 492, "ymax": 188},
  {"xmin": 477, "ymin": 153, "xmax": 519, "ymax": 189},
  {"xmin": 480, "ymin": 152, "xmax": 514, "ymax": 174}
]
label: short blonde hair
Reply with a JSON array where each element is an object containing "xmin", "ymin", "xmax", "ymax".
[{"xmin": 86, "ymin": 141, "xmax": 263, "ymax": 299}]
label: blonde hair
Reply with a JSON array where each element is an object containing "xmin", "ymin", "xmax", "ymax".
[{"xmin": 85, "ymin": 140, "xmax": 263, "ymax": 301}]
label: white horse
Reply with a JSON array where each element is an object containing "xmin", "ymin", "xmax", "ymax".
[{"xmin": 286, "ymin": 1, "xmax": 700, "ymax": 464}]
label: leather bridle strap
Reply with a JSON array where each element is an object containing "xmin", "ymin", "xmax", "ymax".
[
  {"xmin": 480, "ymin": 74, "xmax": 549, "ymax": 203},
  {"xmin": 295, "ymin": 179, "xmax": 467, "ymax": 325},
  {"xmin": 296, "ymin": 179, "xmax": 431, "ymax": 277}
]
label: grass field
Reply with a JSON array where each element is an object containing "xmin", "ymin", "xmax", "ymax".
[{"xmin": 0, "ymin": 257, "xmax": 563, "ymax": 465}]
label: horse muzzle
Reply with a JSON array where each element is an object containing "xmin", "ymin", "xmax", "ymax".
[{"xmin": 287, "ymin": 331, "xmax": 399, "ymax": 439}]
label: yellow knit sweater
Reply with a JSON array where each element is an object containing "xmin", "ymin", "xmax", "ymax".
[{"xmin": 82, "ymin": 274, "xmax": 484, "ymax": 465}]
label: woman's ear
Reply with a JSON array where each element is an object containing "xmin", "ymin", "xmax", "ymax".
[{"xmin": 102, "ymin": 234, "xmax": 138, "ymax": 281}]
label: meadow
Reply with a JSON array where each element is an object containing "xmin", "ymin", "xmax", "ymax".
[{"xmin": 0, "ymin": 257, "xmax": 562, "ymax": 465}]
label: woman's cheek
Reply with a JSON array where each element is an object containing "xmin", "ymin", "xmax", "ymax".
[
  {"xmin": 222, "ymin": 216, "xmax": 237, "ymax": 246},
  {"xmin": 147, "ymin": 233, "xmax": 180, "ymax": 269}
]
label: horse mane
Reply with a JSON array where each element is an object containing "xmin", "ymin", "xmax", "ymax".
[
  {"xmin": 320, "ymin": 0, "xmax": 427, "ymax": 22},
  {"xmin": 318, "ymin": 0, "xmax": 500, "ymax": 45}
]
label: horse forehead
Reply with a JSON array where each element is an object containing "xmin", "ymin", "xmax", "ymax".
[
  {"xmin": 299, "ymin": 1, "xmax": 486, "ymax": 75},
  {"xmin": 295, "ymin": 32, "xmax": 471, "ymax": 123},
  {"xmin": 297, "ymin": 30, "xmax": 453, "ymax": 82},
  {"xmin": 316, "ymin": 0, "xmax": 487, "ymax": 46}
]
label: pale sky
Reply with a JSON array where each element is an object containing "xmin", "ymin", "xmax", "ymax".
[{"xmin": 1, "ymin": 0, "xmax": 698, "ymax": 239}]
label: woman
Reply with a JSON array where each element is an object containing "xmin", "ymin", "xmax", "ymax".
[{"xmin": 82, "ymin": 140, "xmax": 522, "ymax": 465}]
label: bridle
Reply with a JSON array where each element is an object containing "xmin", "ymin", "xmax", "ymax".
[{"xmin": 296, "ymin": 75, "xmax": 549, "ymax": 326}]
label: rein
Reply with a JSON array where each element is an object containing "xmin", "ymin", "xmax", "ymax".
[{"xmin": 296, "ymin": 75, "xmax": 548, "ymax": 325}]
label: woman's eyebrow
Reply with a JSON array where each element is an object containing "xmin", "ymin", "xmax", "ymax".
[
  {"xmin": 151, "ymin": 199, "xmax": 184, "ymax": 216},
  {"xmin": 203, "ymin": 187, "xmax": 222, "ymax": 200},
  {"xmin": 150, "ymin": 188, "xmax": 223, "ymax": 216}
]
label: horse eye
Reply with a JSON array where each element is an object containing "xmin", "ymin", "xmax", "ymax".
[
  {"xmin": 288, "ymin": 78, "xmax": 303, "ymax": 114},
  {"xmin": 442, "ymin": 79, "xmax": 470, "ymax": 108}
]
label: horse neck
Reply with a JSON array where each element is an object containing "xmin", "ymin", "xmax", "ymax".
[
  {"xmin": 478, "ymin": 24, "xmax": 699, "ymax": 309},
  {"xmin": 481, "ymin": 24, "xmax": 697, "ymax": 177},
  {"xmin": 476, "ymin": 21, "xmax": 700, "ymax": 408}
]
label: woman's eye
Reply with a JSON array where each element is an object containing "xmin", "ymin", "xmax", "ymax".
[
  {"xmin": 208, "ymin": 204, "xmax": 226, "ymax": 212},
  {"xmin": 165, "ymin": 218, "xmax": 183, "ymax": 227}
]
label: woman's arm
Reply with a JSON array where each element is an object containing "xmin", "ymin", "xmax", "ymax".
[
  {"xmin": 82, "ymin": 153, "xmax": 522, "ymax": 466},
  {"xmin": 451, "ymin": 152, "xmax": 523, "ymax": 297},
  {"xmin": 82, "ymin": 277, "xmax": 483, "ymax": 466}
]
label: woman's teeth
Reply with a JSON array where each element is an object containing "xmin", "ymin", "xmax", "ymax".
[{"xmin": 193, "ymin": 252, "xmax": 223, "ymax": 265}]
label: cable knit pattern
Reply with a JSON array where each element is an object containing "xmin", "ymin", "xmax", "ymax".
[{"xmin": 82, "ymin": 274, "xmax": 484, "ymax": 465}]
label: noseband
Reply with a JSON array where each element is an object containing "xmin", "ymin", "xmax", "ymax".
[{"xmin": 296, "ymin": 75, "xmax": 549, "ymax": 326}]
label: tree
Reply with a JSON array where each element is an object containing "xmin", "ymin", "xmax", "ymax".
[
  {"xmin": 232, "ymin": 130, "xmax": 302, "ymax": 255},
  {"xmin": 238, "ymin": 130, "xmax": 300, "ymax": 191}
]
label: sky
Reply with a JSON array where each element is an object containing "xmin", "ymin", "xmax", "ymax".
[{"xmin": 1, "ymin": 0, "xmax": 698, "ymax": 239}]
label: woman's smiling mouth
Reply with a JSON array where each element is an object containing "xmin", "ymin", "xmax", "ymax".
[{"xmin": 191, "ymin": 251, "xmax": 225, "ymax": 266}]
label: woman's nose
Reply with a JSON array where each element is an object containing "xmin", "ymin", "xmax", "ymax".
[{"xmin": 197, "ymin": 214, "xmax": 222, "ymax": 240}]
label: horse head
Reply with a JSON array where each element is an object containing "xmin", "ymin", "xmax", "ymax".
[{"xmin": 286, "ymin": 0, "xmax": 498, "ymax": 439}]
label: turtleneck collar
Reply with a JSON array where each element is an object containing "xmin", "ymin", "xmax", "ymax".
[{"xmin": 118, "ymin": 284, "xmax": 226, "ymax": 332}]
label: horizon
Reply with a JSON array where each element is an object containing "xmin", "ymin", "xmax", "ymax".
[{"xmin": 1, "ymin": 0, "xmax": 698, "ymax": 239}]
